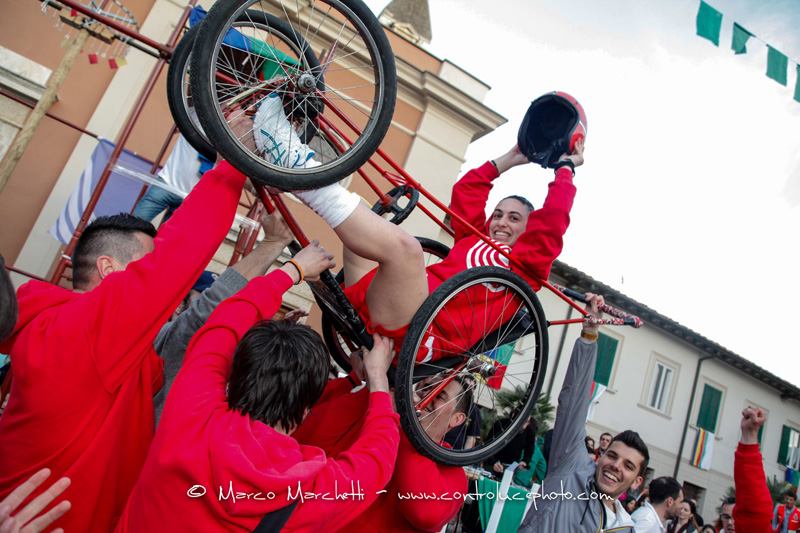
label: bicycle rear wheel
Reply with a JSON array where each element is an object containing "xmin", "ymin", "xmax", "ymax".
[
  {"xmin": 190, "ymin": 0, "xmax": 396, "ymax": 190},
  {"xmin": 321, "ymin": 237, "xmax": 451, "ymax": 372},
  {"xmin": 166, "ymin": 24, "xmax": 217, "ymax": 161},
  {"xmin": 394, "ymin": 266, "xmax": 549, "ymax": 466},
  {"xmin": 169, "ymin": 12, "xmax": 325, "ymax": 161}
]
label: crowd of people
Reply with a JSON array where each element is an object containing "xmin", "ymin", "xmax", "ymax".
[{"xmin": 0, "ymin": 95, "xmax": 788, "ymax": 533}]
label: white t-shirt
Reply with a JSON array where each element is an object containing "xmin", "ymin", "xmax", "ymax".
[
  {"xmin": 158, "ymin": 135, "xmax": 202, "ymax": 196},
  {"xmin": 630, "ymin": 500, "xmax": 666, "ymax": 533}
]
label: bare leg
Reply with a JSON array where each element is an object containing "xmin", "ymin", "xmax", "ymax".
[
  {"xmin": 254, "ymin": 97, "xmax": 428, "ymax": 330},
  {"xmin": 333, "ymin": 203, "xmax": 428, "ymax": 330}
]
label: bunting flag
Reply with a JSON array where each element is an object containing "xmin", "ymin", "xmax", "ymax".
[
  {"xmin": 696, "ymin": 1, "xmax": 722, "ymax": 46},
  {"xmin": 486, "ymin": 343, "xmax": 514, "ymax": 390},
  {"xmin": 796, "ymin": 66, "xmax": 800, "ymax": 103},
  {"xmin": 586, "ymin": 381, "xmax": 607, "ymax": 422},
  {"xmin": 49, "ymin": 139, "xmax": 155, "ymax": 244},
  {"xmin": 695, "ymin": 2, "xmax": 800, "ymax": 104},
  {"xmin": 691, "ymin": 428, "xmax": 714, "ymax": 470},
  {"xmin": 731, "ymin": 23, "xmax": 751, "ymax": 55},
  {"xmin": 767, "ymin": 46, "xmax": 789, "ymax": 86}
]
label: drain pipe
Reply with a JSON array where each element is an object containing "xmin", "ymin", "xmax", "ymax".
[
  {"xmin": 674, "ymin": 354, "xmax": 717, "ymax": 479},
  {"xmin": 546, "ymin": 305, "xmax": 574, "ymax": 399}
]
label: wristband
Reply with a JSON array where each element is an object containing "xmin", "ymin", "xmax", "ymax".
[
  {"xmin": 580, "ymin": 330, "xmax": 598, "ymax": 340},
  {"xmin": 554, "ymin": 159, "xmax": 575, "ymax": 174},
  {"xmin": 490, "ymin": 160, "xmax": 500, "ymax": 174},
  {"xmin": 286, "ymin": 260, "xmax": 304, "ymax": 285}
]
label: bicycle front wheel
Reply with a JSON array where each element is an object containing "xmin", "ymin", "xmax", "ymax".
[
  {"xmin": 190, "ymin": 0, "xmax": 396, "ymax": 190},
  {"xmin": 395, "ymin": 266, "xmax": 549, "ymax": 466}
]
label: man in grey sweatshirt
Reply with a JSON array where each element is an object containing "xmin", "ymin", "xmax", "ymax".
[
  {"xmin": 518, "ymin": 294, "xmax": 649, "ymax": 533},
  {"xmin": 153, "ymin": 209, "xmax": 295, "ymax": 424}
]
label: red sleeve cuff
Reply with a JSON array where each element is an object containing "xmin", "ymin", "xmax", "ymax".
[
  {"xmin": 737, "ymin": 442, "xmax": 761, "ymax": 454},
  {"xmin": 368, "ymin": 391, "xmax": 394, "ymax": 412},
  {"xmin": 554, "ymin": 166, "xmax": 575, "ymax": 184}
]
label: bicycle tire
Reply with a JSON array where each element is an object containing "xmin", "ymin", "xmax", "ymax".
[
  {"xmin": 321, "ymin": 237, "xmax": 451, "ymax": 372},
  {"xmin": 167, "ymin": 24, "xmax": 217, "ymax": 161},
  {"xmin": 169, "ymin": 12, "xmax": 326, "ymax": 161},
  {"xmin": 394, "ymin": 266, "xmax": 549, "ymax": 466},
  {"xmin": 190, "ymin": 0, "xmax": 396, "ymax": 190}
]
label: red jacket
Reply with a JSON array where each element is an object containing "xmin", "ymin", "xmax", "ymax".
[
  {"xmin": 294, "ymin": 379, "xmax": 467, "ymax": 532},
  {"xmin": 343, "ymin": 162, "xmax": 575, "ymax": 360},
  {"xmin": 0, "ymin": 161, "xmax": 246, "ymax": 532},
  {"xmin": 774, "ymin": 504, "xmax": 800, "ymax": 531},
  {"xmin": 733, "ymin": 442, "xmax": 774, "ymax": 533},
  {"xmin": 116, "ymin": 272, "xmax": 401, "ymax": 532},
  {"xmin": 427, "ymin": 161, "xmax": 576, "ymax": 291}
]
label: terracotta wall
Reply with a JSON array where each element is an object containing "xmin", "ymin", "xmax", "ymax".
[{"xmin": 0, "ymin": 0, "xmax": 160, "ymax": 264}]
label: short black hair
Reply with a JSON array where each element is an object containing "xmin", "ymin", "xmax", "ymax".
[
  {"xmin": 600, "ymin": 431, "xmax": 613, "ymax": 439},
  {"xmin": 0, "ymin": 254, "xmax": 17, "ymax": 343},
  {"xmin": 787, "ymin": 490, "xmax": 798, "ymax": 499},
  {"xmin": 722, "ymin": 496, "xmax": 736, "ymax": 507},
  {"xmin": 500, "ymin": 195, "xmax": 535, "ymax": 213},
  {"xmin": 648, "ymin": 476, "xmax": 682, "ymax": 505},
  {"xmin": 611, "ymin": 430, "xmax": 649, "ymax": 476},
  {"xmin": 72, "ymin": 214, "xmax": 156, "ymax": 289},
  {"xmin": 228, "ymin": 319, "xmax": 329, "ymax": 430},
  {"xmin": 453, "ymin": 374, "xmax": 474, "ymax": 416}
]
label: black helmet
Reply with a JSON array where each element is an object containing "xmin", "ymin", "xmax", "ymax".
[{"xmin": 517, "ymin": 91, "xmax": 587, "ymax": 168}]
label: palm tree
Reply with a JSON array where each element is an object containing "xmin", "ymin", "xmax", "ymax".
[{"xmin": 480, "ymin": 386, "xmax": 555, "ymax": 438}]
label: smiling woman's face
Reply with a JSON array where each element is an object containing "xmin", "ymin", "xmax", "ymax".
[{"xmin": 488, "ymin": 198, "xmax": 530, "ymax": 246}]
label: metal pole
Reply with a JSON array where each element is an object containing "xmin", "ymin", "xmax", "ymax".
[
  {"xmin": 0, "ymin": 29, "xmax": 90, "ymax": 194},
  {"xmin": 673, "ymin": 355, "xmax": 716, "ymax": 479},
  {"xmin": 50, "ymin": 3, "xmax": 196, "ymax": 284}
]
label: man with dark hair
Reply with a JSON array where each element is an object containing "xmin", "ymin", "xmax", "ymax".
[
  {"xmin": 772, "ymin": 489, "xmax": 800, "ymax": 532},
  {"xmin": 0, "ymin": 115, "xmax": 254, "ymax": 532},
  {"xmin": 0, "ymin": 254, "xmax": 17, "ymax": 343},
  {"xmin": 519, "ymin": 294, "xmax": 649, "ymax": 533},
  {"xmin": 69, "ymin": 212, "xmax": 158, "ymax": 289},
  {"xmin": 117, "ymin": 243, "xmax": 405, "ymax": 532},
  {"xmin": 631, "ymin": 476, "xmax": 683, "ymax": 532},
  {"xmin": 597, "ymin": 432, "xmax": 613, "ymax": 456},
  {"xmin": 291, "ymin": 367, "xmax": 472, "ymax": 532}
]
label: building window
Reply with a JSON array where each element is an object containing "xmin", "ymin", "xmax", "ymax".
[
  {"xmin": 593, "ymin": 333, "xmax": 619, "ymax": 387},
  {"xmin": 647, "ymin": 361, "xmax": 675, "ymax": 413},
  {"xmin": 778, "ymin": 425, "xmax": 800, "ymax": 468},
  {"xmin": 696, "ymin": 384, "xmax": 722, "ymax": 433},
  {"xmin": 682, "ymin": 482, "xmax": 706, "ymax": 517}
]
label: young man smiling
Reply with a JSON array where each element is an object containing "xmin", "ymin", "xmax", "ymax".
[
  {"xmin": 518, "ymin": 294, "xmax": 650, "ymax": 533},
  {"xmin": 254, "ymin": 95, "xmax": 585, "ymax": 360}
]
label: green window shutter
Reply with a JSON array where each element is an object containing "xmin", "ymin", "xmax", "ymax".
[
  {"xmin": 593, "ymin": 333, "xmax": 618, "ymax": 387},
  {"xmin": 757, "ymin": 423, "xmax": 764, "ymax": 446},
  {"xmin": 779, "ymin": 425, "xmax": 792, "ymax": 465},
  {"xmin": 696, "ymin": 384, "xmax": 722, "ymax": 432}
]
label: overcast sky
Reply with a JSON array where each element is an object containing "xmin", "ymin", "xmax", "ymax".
[{"xmin": 364, "ymin": 0, "xmax": 800, "ymax": 385}]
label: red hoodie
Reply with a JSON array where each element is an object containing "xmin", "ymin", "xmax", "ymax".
[
  {"xmin": 294, "ymin": 379, "xmax": 466, "ymax": 532},
  {"xmin": 343, "ymin": 162, "xmax": 576, "ymax": 360},
  {"xmin": 0, "ymin": 161, "xmax": 245, "ymax": 532},
  {"xmin": 116, "ymin": 271, "xmax": 401, "ymax": 532}
]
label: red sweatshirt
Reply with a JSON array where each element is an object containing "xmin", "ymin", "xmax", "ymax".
[
  {"xmin": 733, "ymin": 442, "xmax": 773, "ymax": 533},
  {"xmin": 294, "ymin": 379, "xmax": 467, "ymax": 532},
  {"xmin": 427, "ymin": 161, "xmax": 576, "ymax": 291},
  {"xmin": 116, "ymin": 271, "xmax": 400, "ymax": 532},
  {"xmin": 0, "ymin": 161, "xmax": 245, "ymax": 532},
  {"xmin": 344, "ymin": 162, "xmax": 575, "ymax": 361}
]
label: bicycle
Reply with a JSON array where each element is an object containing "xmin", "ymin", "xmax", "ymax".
[{"xmin": 170, "ymin": 0, "xmax": 643, "ymax": 466}]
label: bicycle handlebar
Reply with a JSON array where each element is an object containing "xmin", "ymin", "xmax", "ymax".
[{"xmin": 553, "ymin": 284, "xmax": 643, "ymax": 328}]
